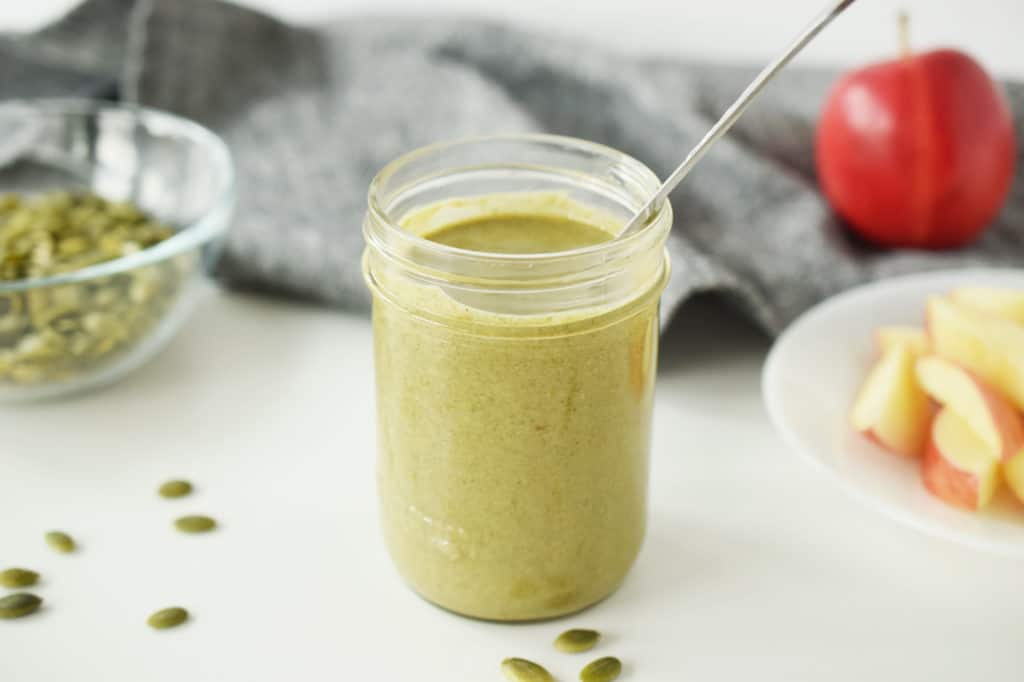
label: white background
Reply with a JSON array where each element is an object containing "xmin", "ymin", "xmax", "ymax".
[
  {"xmin": 5, "ymin": 0, "xmax": 1024, "ymax": 78},
  {"xmin": 2, "ymin": 2, "xmax": 1024, "ymax": 682}
]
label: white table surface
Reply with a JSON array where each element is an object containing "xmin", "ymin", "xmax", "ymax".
[{"xmin": 2, "ymin": 286, "xmax": 1022, "ymax": 681}]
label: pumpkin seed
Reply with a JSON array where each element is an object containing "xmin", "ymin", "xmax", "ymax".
[
  {"xmin": 555, "ymin": 628, "xmax": 600, "ymax": 653},
  {"xmin": 158, "ymin": 479, "xmax": 193, "ymax": 498},
  {"xmin": 0, "ymin": 191, "xmax": 192, "ymax": 388},
  {"xmin": 579, "ymin": 657, "xmax": 622, "ymax": 682},
  {"xmin": 0, "ymin": 568, "xmax": 39, "ymax": 589},
  {"xmin": 147, "ymin": 606, "xmax": 189, "ymax": 629},
  {"xmin": 501, "ymin": 658, "xmax": 553, "ymax": 682},
  {"xmin": 0, "ymin": 592, "xmax": 42, "ymax": 619},
  {"xmin": 44, "ymin": 530, "xmax": 75, "ymax": 553},
  {"xmin": 174, "ymin": 515, "xmax": 216, "ymax": 533}
]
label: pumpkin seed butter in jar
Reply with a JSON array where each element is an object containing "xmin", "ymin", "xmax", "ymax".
[{"xmin": 363, "ymin": 135, "xmax": 671, "ymax": 621}]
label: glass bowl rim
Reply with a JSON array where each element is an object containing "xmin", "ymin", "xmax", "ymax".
[{"xmin": 0, "ymin": 98, "xmax": 235, "ymax": 293}]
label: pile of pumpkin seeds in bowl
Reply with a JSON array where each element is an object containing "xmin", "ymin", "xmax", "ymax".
[{"xmin": 0, "ymin": 190, "xmax": 197, "ymax": 388}]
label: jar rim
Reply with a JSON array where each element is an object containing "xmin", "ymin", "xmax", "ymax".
[
  {"xmin": 363, "ymin": 134, "xmax": 672, "ymax": 322},
  {"xmin": 365, "ymin": 133, "xmax": 669, "ymax": 265}
]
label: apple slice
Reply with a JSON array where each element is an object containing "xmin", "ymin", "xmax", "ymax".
[
  {"xmin": 950, "ymin": 287, "xmax": 1024, "ymax": 325},
  {"xmin": 915, "ymin": 355, "xmax": 1024, "ymax": 459},
  {"xmin": 926, "ymin": 296, "xmax": 1024, "ymax": 412},
  {"xmin": 922, "ymin": 408, "xmax": 1001, "ymax": 510},
  {"xmin": 1004, "ymin": 452, "xmax": 1024, "ymax": 507},
  {"xmin": 876, "ymin": 326, "xmax": 930, "ymax": 356},
  {"xmin": 851, "ymin": 343, "xmax": 931, "ymax": 457}
]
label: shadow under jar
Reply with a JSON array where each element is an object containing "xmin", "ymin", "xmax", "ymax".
[{"xmin": 363, "ymin": 135, "xmax": 672, "ymax": 621}]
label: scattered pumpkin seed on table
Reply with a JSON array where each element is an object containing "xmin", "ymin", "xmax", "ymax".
[
  {"xmin": 579, "ymin": 656, "xmax": 622, "ymax": 682},
  {"xmin": 44, "ymin": 530, "xmax": 76, "ymax": 553},
  {"xmin": 500, "ymin": 658, "xmax": 553, "ymax": 682},
  {"xmin": 158, "ymin": 479, "xmax": 193, "ymax": 498},
  {"xmin": 0, "ymin": 592, "xmax": 42, "ymax": 619},
  {"xmin": 174, "ymin": 515, "xmax": 217, "ymax": 533},
  {"xmin": 0, "ymin": 568, "xmax": 38, "ymax": 589},
  {"xmin": 0, "ymin": 191, "xmax": 195, "ymax": 387},
  {"xmin": 147, "ymin": 606, "xmax": 189, "ymax": 629},
  {"xmin": 555, "ymin": 628, "xmax": 601, "ymax": 653}
]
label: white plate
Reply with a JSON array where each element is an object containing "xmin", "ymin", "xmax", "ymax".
[{"xmin": 763, "ymin": 268, "xmax": 1024, "ymax": 556}]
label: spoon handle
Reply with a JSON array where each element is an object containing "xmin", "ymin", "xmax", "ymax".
[{"xmin": 617, "ymin": 0, "xmax": 858, "ymax": 238}]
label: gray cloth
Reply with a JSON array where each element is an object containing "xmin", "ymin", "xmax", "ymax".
[{"xmin": 4, "ymin": 0, "xmax": 1023, "ymax": 334}]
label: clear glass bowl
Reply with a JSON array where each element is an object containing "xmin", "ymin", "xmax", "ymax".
[{"xmin": 0, "ymin": 99, "xmax": 235, "ymax": 401}]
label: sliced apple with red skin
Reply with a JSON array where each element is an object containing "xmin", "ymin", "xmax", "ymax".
[
  {"xmin": 922, "ymin": 408, "xmax": 1001, "ymax": 510},
  {"xmin": 926, "ymin": 296, "xmax": 1024, "ymax": 413},
  {"xmin": 915, "ymin": 355, "xmax": 1024, "ymax": 459},
  {"xmin": 877, "ymin": 326, "xmax": 930, "ymax": 356},
  {"xmin": 950, "ymin": 287, "xmax": 1024, "ymax": 325},
  {"xmin": 1004, "ymin": 453, "xmax": 1024, "ymax": 506},
  {"xmin": 851, "ymin": 342, "xmax": 931, "ymax": 457}
]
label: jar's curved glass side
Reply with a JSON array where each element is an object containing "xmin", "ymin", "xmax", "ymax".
[{"xmin": 362, "ymin": 134, "xmax": 672, "ymax": 621}]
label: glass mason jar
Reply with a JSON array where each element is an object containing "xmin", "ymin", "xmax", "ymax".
[{"xmin": 362, "ymin": 135, "xmax": 672, "ymax": 621}]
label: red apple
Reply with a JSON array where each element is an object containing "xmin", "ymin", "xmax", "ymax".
[{"xmin": 816, "ymin": 22, "xmax": 1016, "ymax": 249}]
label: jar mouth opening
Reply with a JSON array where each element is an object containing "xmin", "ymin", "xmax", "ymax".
[
  {"xmin": 366, "ymin": 133, "xmax": 669, "ymax": 265},
  {"xmin": 363, "ymin": 134, "xmax": 672, "ymax": 320}
]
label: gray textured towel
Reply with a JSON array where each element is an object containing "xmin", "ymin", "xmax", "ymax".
[{"xmin": 4, "ymin": 0, "xmax": 1023, "ymax": 334}]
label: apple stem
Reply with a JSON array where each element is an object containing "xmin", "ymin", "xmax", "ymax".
[{"xmin": 898, "ymin": 11, "xmax": 912, "ymax": 58}]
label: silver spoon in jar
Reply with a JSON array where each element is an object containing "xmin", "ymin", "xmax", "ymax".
[{"xmin": 616, "ymin": 0, "xmax": 858, "ymax": 238}]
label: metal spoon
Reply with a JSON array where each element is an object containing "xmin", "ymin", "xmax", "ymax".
[{"xmin": 617, "ymin": 0, "xmax": 858, "ymax": 238}]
